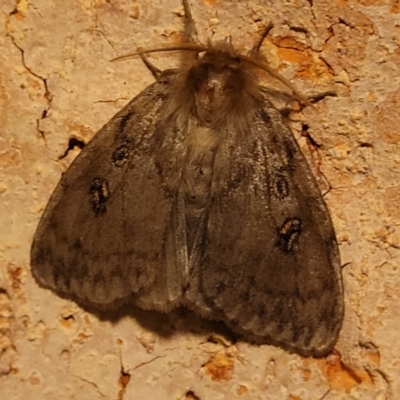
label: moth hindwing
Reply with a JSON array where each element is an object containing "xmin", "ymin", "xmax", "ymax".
[{"xmin": 31, "ymin": 0, "xmax": 343, "ymax": 357}]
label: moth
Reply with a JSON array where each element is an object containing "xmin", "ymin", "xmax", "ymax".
[{"xmin": 31, "ymin": 0, "xmax": 343, "ymax": 357}]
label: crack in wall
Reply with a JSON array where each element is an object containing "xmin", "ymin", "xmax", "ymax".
[{"xmin": 6, "ymin": 9, "xmax": 53, "ymax": 139}]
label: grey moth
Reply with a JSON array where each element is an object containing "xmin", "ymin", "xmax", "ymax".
[{"xmin": 31, "ymin": 0, "xmax": 343, "ymax": 357}]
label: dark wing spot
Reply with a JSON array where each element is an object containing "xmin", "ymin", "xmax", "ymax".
[
  {"xmin": 112, "ymin": 143, "xmax": 130, "ymax": 167},
  {"xmin": 283, "ymin": 138, "xmax": 297, "ymax": 162},
  {"xmin": 89, "ymin": 178, "xmax": 109, "ymax": 216},
  {"xmin": 270, "ymin": 170, "xmax": 289, "ymax": 199},
  {"xmin": 117, "ymin": 111, "xmax": 134, "ymax": 134},
  {"xmin": 277, "ymin": 218, "xmax": 302, "ymax": 253}
]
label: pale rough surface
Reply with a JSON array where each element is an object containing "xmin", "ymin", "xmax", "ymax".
[{"xmin": 0, "ymin": 0, "xmax": 398, "ymax": 399}]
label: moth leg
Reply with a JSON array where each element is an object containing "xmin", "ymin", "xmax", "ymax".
[
  {"xmin": 181, "ymin": 0, "xmax": 199, "ymax": 43},
  {"xmin": 250, "ymin": 22, "xmax": 273, "ymax": 54},
  {"xmin": 307, "ymin": 91, "xmax": 337, "ymax": 104},
  {"xmin": 139, "ymin": 54, "xmax": 162, "ymax": 80},
  {"xmin": 276, "ymin": 90, "xmax": 337, "ymax": 113}
]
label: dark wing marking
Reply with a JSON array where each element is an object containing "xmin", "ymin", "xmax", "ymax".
[
  {"xmin": 31, "ymin": 72, "xmax": 190, "ymax": 310},
  {"xmin": 198, "ymin": 102, "xmax": 343, "ymax": 357}
]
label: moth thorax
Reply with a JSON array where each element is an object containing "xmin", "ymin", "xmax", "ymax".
[{"xmin": 187, "ymin": 125, "xmax": 219, "ymax": 154}]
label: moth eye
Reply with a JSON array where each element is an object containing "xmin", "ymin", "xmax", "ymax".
[
  {"xmin": 112, "ymin": 144, "xmax": 130, "ymax": 167},
  {"xmin": 270, "ymin": 171, "xmax": 289, "ymax": 199},
  {"xmin": 89, "ymin": 178, "xmax": 109, "ymax": 216},
  {"xmin": 277, "ymin": 218, "xmax": 302, "ymax": 253}
]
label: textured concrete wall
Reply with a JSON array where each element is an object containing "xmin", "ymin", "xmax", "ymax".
[{"xmin": 1, "ymin": 0, "xmax": 399, "ymax": 398}]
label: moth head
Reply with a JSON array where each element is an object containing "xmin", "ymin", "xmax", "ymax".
[
  {"xmin": 111, "ymin": 41, "xmax": 309, "ymax": 107},
  {"xmin": 199, "ymin": 38, "xmax": 241, "ymax": 71}
]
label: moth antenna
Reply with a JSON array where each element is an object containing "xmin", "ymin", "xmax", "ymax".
[
  {"xmin": 307, "ymin": 90, "xmax": 337, "ymax": 104},
  {"xmin": 250, "ymin": 22, "xmax": 274, "ymax": 54},
  {"xmin": 246, "ymin": 22, "xmax": 313, "ymax": 108},
  {"xmin": 110, "ymin": 44, "xmax": 207, "ymax": 63},
  {"xmin": 181, "ymin": 0, "xmax": 199, "ymax": 43},
  {"xmin": 180, "ymin": 0, "xmax": 201, "ymax": 67},
  {"xmin": 239, "ymin": 54, "xmax": 313, "ymax": 107},
  {"xmin": 139, "ymin": 54, "xmax": 162, "ymax": 81}
]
